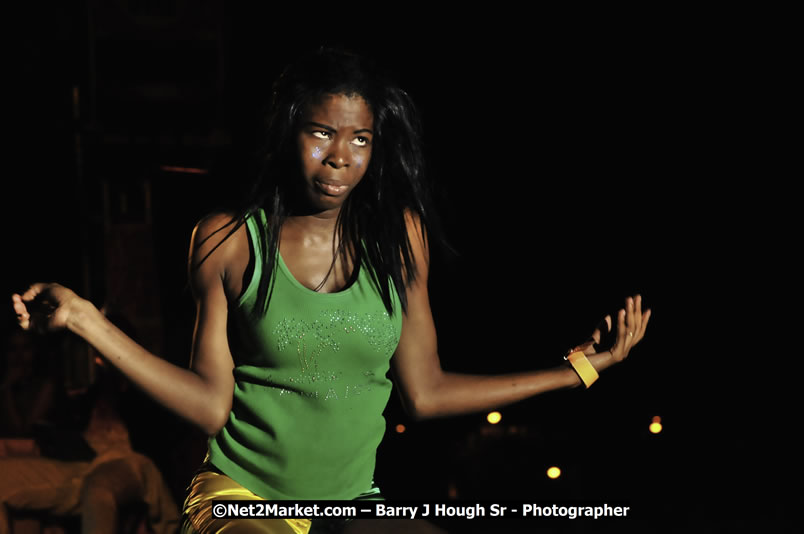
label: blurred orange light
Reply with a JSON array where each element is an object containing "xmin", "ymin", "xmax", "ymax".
[
  {"xmin": 487, "ymin": 411, "xmax": 502, "ymax": 424},
  {"xmin": 160, "ymin": 165, "xmax": 208, "ymax": 174},
  {"xmin": 395, "ymin": 424, "xmax": 406, "ymax": 434},
  {"xmin": 547, "ymin": 466, "xmax": 561, "ymax": 479},
  {"xmin": 650, "ymin": 416, "xmax": 663, "ymax": 434}
]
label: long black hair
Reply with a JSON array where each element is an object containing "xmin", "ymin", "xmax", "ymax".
[{"xmin": 196, "ymin": 47, "xmax": 444, "ymax": 317}]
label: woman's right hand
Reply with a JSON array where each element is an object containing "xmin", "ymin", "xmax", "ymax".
[{"xmin": 11, "ymin": 283, "xmax": 86, "ymax": 333}]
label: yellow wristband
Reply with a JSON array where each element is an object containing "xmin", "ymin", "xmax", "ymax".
[{"xmin": 566, "ymin": 351, "xmax": 599, "ymax": 388}]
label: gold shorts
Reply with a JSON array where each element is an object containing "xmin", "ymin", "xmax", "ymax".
[{"xmin": 180, "ymin": 469, "xmax": 311, "ymax": 534}]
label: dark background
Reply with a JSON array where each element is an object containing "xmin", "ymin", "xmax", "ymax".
[{"xmin": 4, "ymin": 2, "xmax": 799, "ymax": 532}]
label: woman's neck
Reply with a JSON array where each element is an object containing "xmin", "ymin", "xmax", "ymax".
[{"xmin": 283, "ymin": 210, "xmax": 341, "ymax": 248}]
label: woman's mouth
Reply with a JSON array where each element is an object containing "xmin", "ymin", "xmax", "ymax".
[{"xmin": 314, "ymin": 179, "xmax": 348, "ymax": 196}]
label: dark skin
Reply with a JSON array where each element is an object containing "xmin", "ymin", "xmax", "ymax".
[
  {"xmin": 281, "ymin": 93, "xmax": 374, "ymax": 292},
  {"xmin": 12, "ymin": 93, "xmax": 649, "ymax": 534},
  {"xmin": 11, "ymin": 93, "xmax": 651, "ymax": 433}
]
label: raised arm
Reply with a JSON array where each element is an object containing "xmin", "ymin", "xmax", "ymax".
[
  {"xmin": 11, "ymin": 213, "xmax": 242, "ymax": 436},
  {"xmin": 391, "ymin": 216, "xmax": 651, "ymax": 420}
]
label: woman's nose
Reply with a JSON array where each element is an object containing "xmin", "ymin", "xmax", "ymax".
[{"xmin": 324, "ymin": 140, "xmax": 350, "ymax": 169}]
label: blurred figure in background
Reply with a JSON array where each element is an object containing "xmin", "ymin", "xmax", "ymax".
[
  {"xmin": 0, "ymin": 329, "xmax": 58, "ymax": 443},
  {"xmin": 0, "ymin": 314, "xmax": 179, "ymax": 534}
]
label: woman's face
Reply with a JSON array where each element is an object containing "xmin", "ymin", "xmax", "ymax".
[{"xmin": 296, "ymin": 93, "xmax": 374, "ymax": 214}]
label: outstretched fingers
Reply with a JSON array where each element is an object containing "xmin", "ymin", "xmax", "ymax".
[
  {"xmin": 635, "ymin": 305, "xmax": 652, "ymax": 344},
  {"xmin": 627, "ymin": 296, "xmax": 636, "ymax": 341},
  {"xmin": 580, "ymin": 315, "xmax": 612, "ymax": 356},
  {"xmin": 573, "ymin": 294, "xmax": 651, "ymax": 363},
  {"xmin": 611, "ymin": 307, "xmax": 628, "ymax": 361},
  {"xmin": 11, "ymin": 283, "xmax": 60, "ymax": 332},
  {"xmin": 628, "ymin": 294, "xmax": 651, "ymax": 345},
  {"xmin": 21, "ymin": 283, "xmax": 49, "ymax": 303},
  {"xmin": 11, "ymin": 294, "xmax": 32, "ymax": 330},
  {"xmin": 610, "ymin": 295, "xmax": 652, "ymax": 361}
]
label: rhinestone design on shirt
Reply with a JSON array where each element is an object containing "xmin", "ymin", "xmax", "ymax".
[{"xmin": 272, "ymin": 309, "xmax": 397, "ymax": 400}]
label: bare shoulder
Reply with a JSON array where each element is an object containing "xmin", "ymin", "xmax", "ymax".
[
  {"xmin": 190, "ymin": 212, "xmax": 244, "ymax": 259},
  {"xmin": 189, "ymin": 211, "xmax": 250, "ymax": 299}
]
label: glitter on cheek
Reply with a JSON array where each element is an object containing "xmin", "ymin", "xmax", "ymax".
[
  {"xmin": 312, "ymin": 146, "xmax": 322, "ymax": 159},
  {"xmin": 354, "ymin": 156, "xmax": 364, "ymax": 168}
]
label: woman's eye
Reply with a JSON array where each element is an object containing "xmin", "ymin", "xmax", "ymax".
[
  {"xmin": 313, "ymin": 131, "xmax": 331, "ymax": 140},
  {"xmin": 351, "ymin": 136, "xmax": 370, "ymax": 147}
]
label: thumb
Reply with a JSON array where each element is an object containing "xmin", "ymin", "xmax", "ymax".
[{"xmin": 590, "ymin": 315, "xmax": 612, "ymax": 345}]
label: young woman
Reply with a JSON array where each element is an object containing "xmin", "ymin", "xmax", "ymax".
[{"xmin": 12, "ymin": 48, "xmax": 650, "ymax": 533}]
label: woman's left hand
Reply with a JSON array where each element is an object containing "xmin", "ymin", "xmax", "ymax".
[
  {"xmin": 609, "ymin": 294, "xmax": 651, "ymax": 361},
  {"xmin": 572, "ymin": 294, "xmax": 651, "ymax": 363}
]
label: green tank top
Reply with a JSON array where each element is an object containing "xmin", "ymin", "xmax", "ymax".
[{"xmin": 208, "ymin": 209, "xmax": 403, "ymax": 500}]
